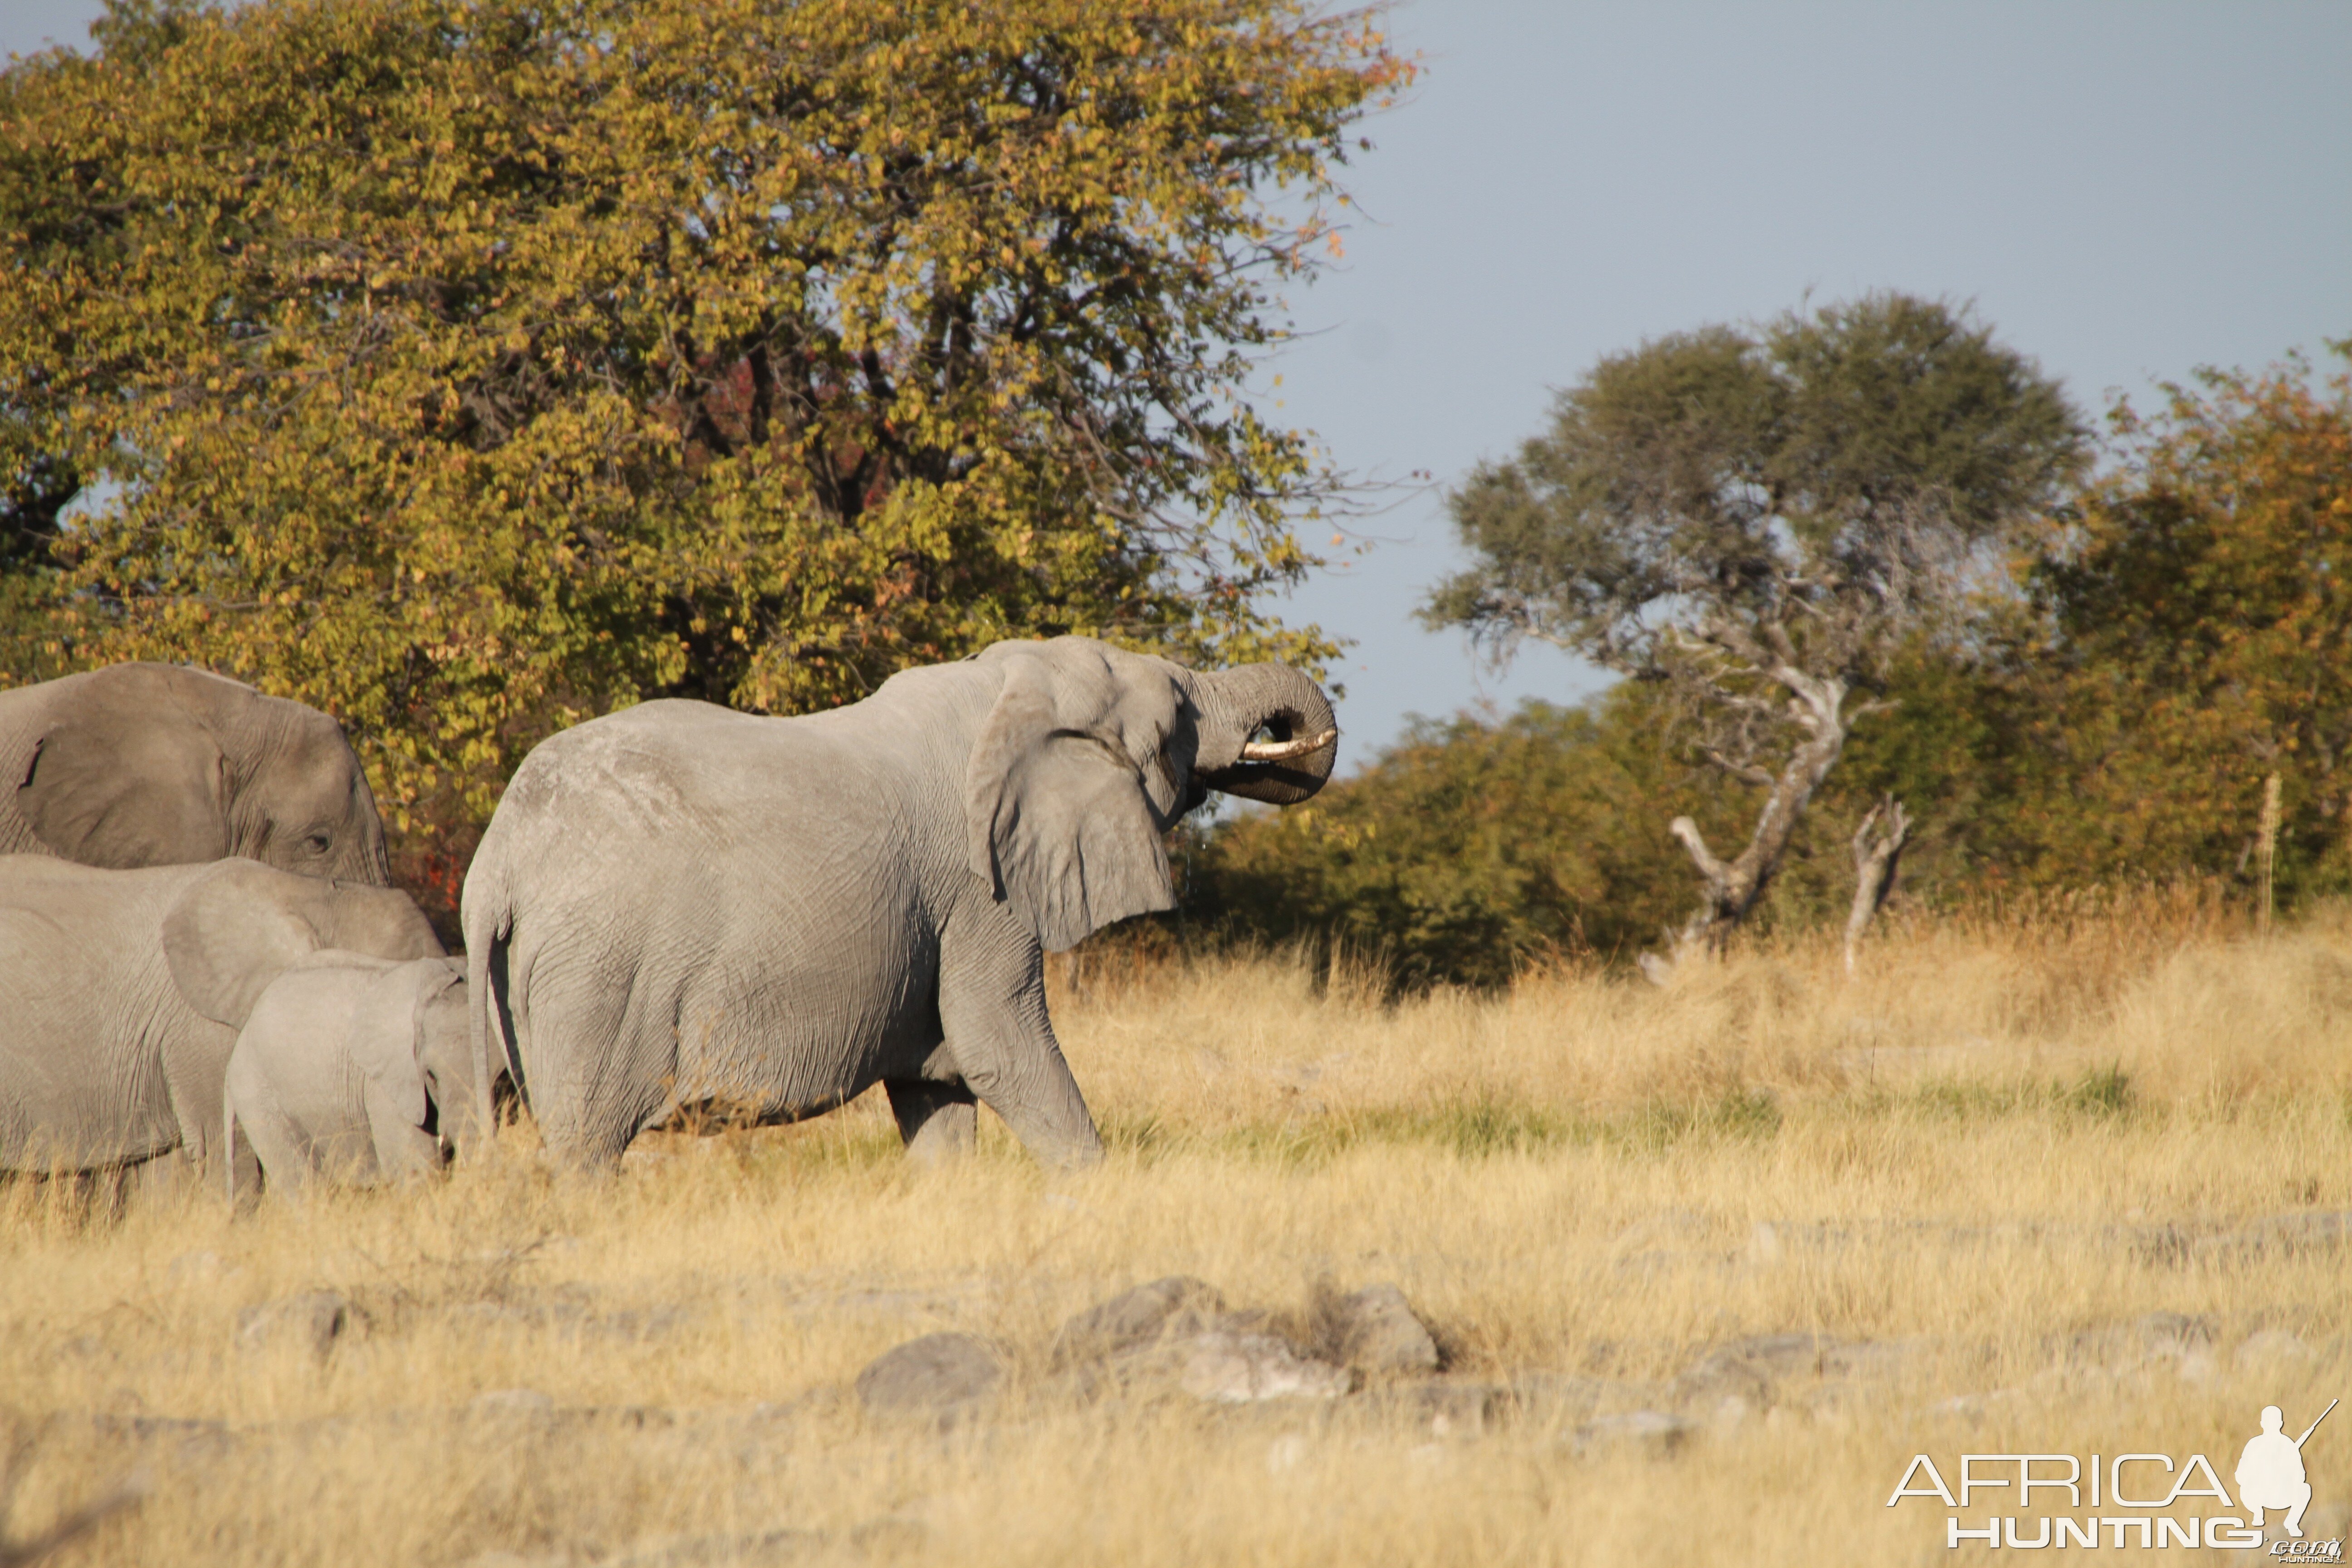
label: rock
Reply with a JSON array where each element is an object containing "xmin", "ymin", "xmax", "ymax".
[
  {"xmin": 855, "ymin": 1333, "xmax": 1004, "ymax": 1418},
  {"xmin": 1325, "ymin": 1283, "xmax": 1439, "ymax": 1377},
  {"xmin": 1570, "ymin": 1410, "xmax": 1692, "ymax": 1459},
  {"xmin": 235, "ymin": 1291, "xmax": 352, "ymax": 1361},
  {"xmin": 1171, "ymin": 1331, "xmax": 1352, "ymax": 1404},
  {"xmin": 1049, "ymin": 1277, "xmax": 1225, "ymax": 1366}
]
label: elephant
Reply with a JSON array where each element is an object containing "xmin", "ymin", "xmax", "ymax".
[
  {"xmin": 220, "ymin": 955, "xmax": 478, "ymax": 1203},
  {"xmin": 463, "ymin": 635, "xmax": 1337, "ymax": 1170},
  {"xmin": 0, "ymin": 856, "xmax": 444, "ymax": 1182},
  {"xmin": 0, "ymin": 663, "xmax": 391, "ymax": 884}
]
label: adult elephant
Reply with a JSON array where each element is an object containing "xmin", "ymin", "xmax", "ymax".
[
  {"xmin": 0, "ymin": 856, "xmax": 443, "ymax": 1181},
  {"xmin": 465, "ymin": 636, "xmax": 1337, "ymax": 1170},
  {"xmin": 0, "ymin": 663, "xmax": 391, "ymax": 883}
]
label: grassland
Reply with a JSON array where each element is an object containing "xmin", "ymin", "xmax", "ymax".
[{"xmin": 6, "ymin": 889, "xmax": 2352, "ymax": 1566}]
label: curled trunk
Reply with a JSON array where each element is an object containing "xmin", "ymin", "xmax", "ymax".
[{"xmin": 1186, "ymin": 663, "xmax": 1339, "ymax": 806}]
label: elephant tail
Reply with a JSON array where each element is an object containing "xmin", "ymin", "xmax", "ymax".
[{"xmin": 461, "ymin": 857, "xmax": 526, "ymax": 1149}]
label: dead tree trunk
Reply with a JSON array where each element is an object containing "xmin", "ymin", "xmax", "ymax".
[
  {"xmin": 1842, "ymin": 795, "xmax": 1910, "ymax": 975},
  {"xmin": 1641, "ymin": 668, "xmax": 1852, "ymax": 982}
]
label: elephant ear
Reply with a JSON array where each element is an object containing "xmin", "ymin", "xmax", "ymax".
[
  {"xmin": 963, "ymin": 642, "xmax": 1189, "ymax": 953},
  {"xmin": 347, "ymin": 960, "xmax": 455, "ymax": 1137},
  {"xmin": 18, "ymin": 669, "xmax": 231, "ymax": 868},
  {"xmin": 162, "ymin": 859, "xmax": 331, "ymax": 1028}
]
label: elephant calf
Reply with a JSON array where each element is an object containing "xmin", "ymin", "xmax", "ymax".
[{"xmin": 222, "ymin": 955, "xmax": 478, "ymax": 1202}]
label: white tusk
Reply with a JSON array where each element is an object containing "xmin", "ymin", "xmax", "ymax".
[{"xmin": 1238, "ymin": 728, "xmax": 1338, "ymax": 764}]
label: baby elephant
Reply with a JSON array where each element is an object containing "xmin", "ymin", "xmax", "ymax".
[{"xmin": 223, "ymin": 953, "xmax": 478, "ymax": 1202}]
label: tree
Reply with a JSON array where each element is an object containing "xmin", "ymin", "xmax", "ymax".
[
  {"xmin": 2022, "ymin": 346, "xmax": 2352, "ymax": 899},
  {"xmin": 0, "ymin": 0, "xmax": 1406, "ymax": 909},
  {"xmin": 1423, "ymin": 293, "xmax": 2087, "ymax": 965},
  {"xmin": 1190, "ymin": 689, "xmax": 1718, "ymax": 988}
]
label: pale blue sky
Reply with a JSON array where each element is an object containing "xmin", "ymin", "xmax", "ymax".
[{"xmin": 8, "ymin": 1, "xmax": 2350, "ymax": 766}]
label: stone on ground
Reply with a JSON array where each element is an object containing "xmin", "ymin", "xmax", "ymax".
[
  {"xmin": 1327, "ymin": 1282, "xmax": 1439, "ymax": 1376},
  {"xmin": 1049, "ymin": 1277, "xmax": 1225, "ymax": 1366},
  {"xmin": 856, "ymin": 1333, "xmax": 1004, "ymax": 1417}
]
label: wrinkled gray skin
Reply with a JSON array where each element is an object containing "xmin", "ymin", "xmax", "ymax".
[
  {"xmin": 223, "ymin": 955, "xmax": 479, "ymax": 1204},
  {"xmin": 0, "ymin": 857, "xmax": 443, "ymax": 1182},
  {"xmin": 0, "ymin": 663, "xmax": 391, "ymax": 884},
  {"xmin": 465, "ymin": 636, "xmax": 1336, "ymax": 1170}
]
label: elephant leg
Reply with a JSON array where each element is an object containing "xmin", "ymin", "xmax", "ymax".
[
  {"xmin": 226, "ymin": 1115, "xmax": 262, "ymax": 1213},
  {"xmin": 938, "ymin": 913, "xmax": 1103, "ymax": 1171},
  {"xmin": 225, "ymin": 1059, "xmax": 313, "ymax": 1201},
  {"xmin": 502, "ymin": 925, "xmax": 665, "ymax": 1171},
  {"xmin": 886, "ymin": 1078, "xmax": 977, "ymax": 1165}
]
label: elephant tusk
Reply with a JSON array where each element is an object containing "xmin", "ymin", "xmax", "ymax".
[{"xmin": 1238, "ymin": 728, "xmax": 1338, "ymax": 764}]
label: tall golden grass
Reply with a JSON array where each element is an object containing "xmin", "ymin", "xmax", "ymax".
[{"xmin": 6, "ymin": 890, "xmax": 2352, "ymax": 1565}]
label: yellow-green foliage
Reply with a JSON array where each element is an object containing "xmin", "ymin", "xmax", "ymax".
[{"xmin": 0, "ymin": 0, "xmax": 1407, "ymax": 836}]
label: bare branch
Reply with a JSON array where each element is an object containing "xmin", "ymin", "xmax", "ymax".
[{"xmin": 1700, "ymin": 748, "xmax": 1775, "ymax": 788}]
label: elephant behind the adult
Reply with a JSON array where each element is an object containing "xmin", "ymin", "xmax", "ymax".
[
  {"xmin": 0, "ymin": 856, "xmax": 443, "ymax": 1179},
  {"xmin": 223, "ymin": 954, "xmax": 478, "ymax": 1202},
  {"xmin": 0, "ymin": 663, "xmax": 391, "ymax": 883},
  {"xmin": 465, "ymin": 636, "xmax": 1336, "ymax": 1170}
]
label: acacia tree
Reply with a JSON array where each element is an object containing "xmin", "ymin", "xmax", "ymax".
[
  {"xmin": 0, "ymin": 0, "xmax": 1405, "ymax": 905},
  {"xmin": 1424, "ymin": 294, "xmax": 2087, "ymax": 964}
]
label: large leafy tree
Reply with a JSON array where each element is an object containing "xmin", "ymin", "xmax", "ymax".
[
  {"xmin": 1424, "ymin": 293, "xmax": 2087, "ymax": 964},
  {"xmin": 0, "ymin": 0, "xmax": 1403, "ymax": 904},
  {"xmin": 2022, "ymin": 347, "xmax": 2352, "ymax": 897}
]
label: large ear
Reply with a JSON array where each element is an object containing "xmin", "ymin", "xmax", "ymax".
[
  {"xmin": 18, "ymin": 667, "xmax": 231, "ymax": 867},
  {"xmin": 963, "ymin": 642, "xmax": 1191, "ymax": 953},
  {"xmin": 349, "ymin": 959, "xmax": 458, "ymax": 1178},
  {"xmin": 162, "ymin": 860, "xmax": 331, "ymax": 1028},
  {"xmin": 348, "ymin": 960, "xmax": 456, "ymax": 1135}
]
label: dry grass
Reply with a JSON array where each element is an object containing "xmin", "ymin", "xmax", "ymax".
[{"xmin": 8, "ymin": 891, "xmax": 2352, "ymax": 1565}]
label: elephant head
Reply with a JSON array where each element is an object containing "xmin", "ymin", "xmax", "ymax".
[
  {"xmin": 961, "ymin": 638, "xmax": 1337, "ymax": 952},
  {"xmin": 162, "ymin": 858, "xmax": 445, "ymax": 1031},
  {"xmin": 15, "ymin": 663, "xmax": 391, "ymax": 883},
  {"xmin": 340, "ymin": 957, "xmax": 480, "ymax": 1171}
]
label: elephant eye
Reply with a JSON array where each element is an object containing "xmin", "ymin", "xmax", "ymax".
[{"xmin": 304, "ymin": 833, "xmax": 332, "ymax": 853}]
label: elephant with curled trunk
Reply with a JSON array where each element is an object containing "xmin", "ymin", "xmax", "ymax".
[
  {"xmin": 0, "ymin": 663, "xmax": 390, "ymax": 884},
  {"xmin": 464, "ymin": 636, "xmax": 1337, "ymax": 1169}
]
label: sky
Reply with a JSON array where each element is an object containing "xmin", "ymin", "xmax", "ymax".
[{"xmin": 6, "ymin": 0, "xmax": 2350, "ymax": 767}]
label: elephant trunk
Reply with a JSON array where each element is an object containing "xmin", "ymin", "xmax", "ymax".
[
  {"xmin": 338, "ymin": 771, "xmax": 394, "ymax": 887},
  {"xmin": 1187, "ymin": 663, "xmax": 1339, "ymax": 807}
]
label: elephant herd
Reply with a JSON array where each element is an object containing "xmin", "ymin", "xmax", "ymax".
[{"xmin": 0, "ymin": 640, "xmax": 1338, "ymax": 1200}]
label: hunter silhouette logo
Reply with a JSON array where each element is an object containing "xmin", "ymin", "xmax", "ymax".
[
  {"xmin": 2242, "ymin": 1399, "xmax": 2336, "ymax": 1539},
  {"xmin": 1886, "ymin": 1394, "xmax": 2343, "ymax": 1552}
]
